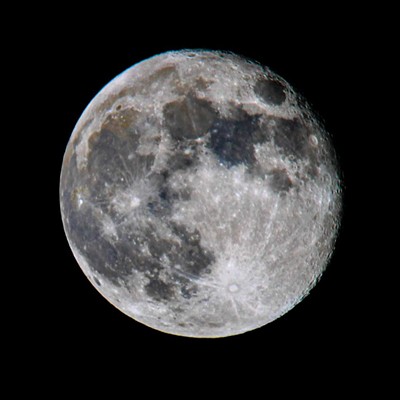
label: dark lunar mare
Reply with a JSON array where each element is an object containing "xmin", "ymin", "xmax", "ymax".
[
  {"xmin": 254, "ymin": 78, "xmax": 286, "ymax": 105},
  {"xmin": 162, "ymin": 94, "xmax": 321, "ymax": 189},
  {"xmin": 271, "ymin": 117, "xmax": 311, "ymax": 159},
  {"xmin": 61, "ymin": 112, "xmax": 216, "ymax": 301},
  {"xmin": 205, "ymin": 108, "xmax": 316, "ymax": 173},
  {"xmin": 163, "ymin": 94, "xmax": 217, "ymax": 141},
  {"xmin": 208, "ymin": 114, "xmax": 266, "ymax": 168}
]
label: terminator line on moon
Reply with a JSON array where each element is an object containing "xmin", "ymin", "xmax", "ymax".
[{"xmin": 60, "ymin": 50, "xmax": 342, "ymax": 338}]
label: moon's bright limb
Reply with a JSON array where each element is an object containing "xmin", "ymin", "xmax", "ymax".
[{"xmin": 60, "ymin": 50, "xmax": 342, "ymax": 338}]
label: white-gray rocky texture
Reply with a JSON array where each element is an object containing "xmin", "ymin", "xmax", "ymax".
[{"xmin": 60, "ymin": 50, "xmax": 342, "ymax": 337}]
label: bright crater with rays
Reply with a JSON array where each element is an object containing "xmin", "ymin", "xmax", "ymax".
[{"xmin": 60, "ymin": 50, "xmax": 342, "ymax": 337}]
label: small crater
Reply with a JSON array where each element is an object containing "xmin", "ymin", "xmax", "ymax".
[
  {"xmin": 309, "ymin": 134, "xmax": 318, "ymax": 146},
  {"xmin": 93, "ymin": 277, "xmax": 101, "ymax": 286},
  {"xmin": 228, "ymin": 283, "xmax": 239, "ymax": 293}
]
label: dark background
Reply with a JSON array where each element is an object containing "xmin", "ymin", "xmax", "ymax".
[{"xmin": 23, "ymin": 8, "xmax": 388, "ymax": 389}]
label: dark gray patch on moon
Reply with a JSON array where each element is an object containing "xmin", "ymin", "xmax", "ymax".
[
  {"xmin": 271, "ymin": 117, "xmax": 311, "ymax": 159},
  {"xmin": 139, "ymin": 223, "xmax": 215, "ymax": 302},
  {"xmin": 208, "ymin": 113, "xmax": 266, "ymax": 168},
  {"xmin": 163, "ymin": 94, "xmax": 218, "ymax": 141},
  {"xmin": 67, "ymin": 212, "xmax": 214, "ymax": 303},
  {"xmin": 170, "ymin": 224, "xmax": 215, "ymax": 276},
  {"xmin": 144, "ymin": 223, "xmax": 215, "ymax": 278},
  {"xmin": 83, "ymin": 235, "xmax": 137, "ymax": 286},
  {"xmin": 85, "ymin": 114, "xmax": 157, "ymax": 211},
  {"xmin": 67, "ymin": 207, "xmax": 216, "ymax": 298},
  {"xmin": 254, "ymin": 78, "xmax": 286, "ymax": 105},
  {"xmin": 146, "ymin": 171, "xmax": 171, "ymax": 209},
  {"xmin": 60, "ymin": 155, "xmax": 129, "ymax": 286},
  {"xmin": 145, "ymin": 279, "xmax": 174, "ymax": 302},
  {"xmin": 146, "ymin": 170, "xmax": 190, "ymax": 218},
  {"xmin": 166, "ymin": 137, "xmax": 205, "ymax": 174},
  {"xmin": 64, "ymin": 198, "xmax": 133, "ymax": 286}
]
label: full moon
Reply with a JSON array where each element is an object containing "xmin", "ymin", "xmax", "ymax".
[{"xmin": 60, "ymin": 50, "xmax": 342, "ymax": 338}]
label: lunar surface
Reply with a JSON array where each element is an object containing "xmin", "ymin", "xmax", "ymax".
[{"xmin": 60, "ymin": 50, "xmax": 342, "ymax": 338}]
